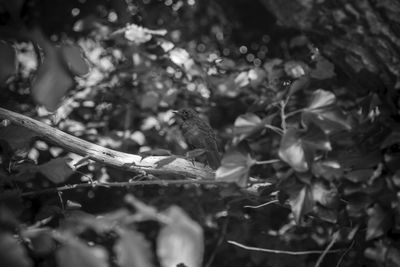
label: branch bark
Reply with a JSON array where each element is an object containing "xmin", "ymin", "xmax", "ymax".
[{"xmin": 0, "ymin": 107, "xmax": 214, "ymax": 180}]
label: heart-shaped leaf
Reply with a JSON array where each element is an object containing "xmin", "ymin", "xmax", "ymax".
[
  {"xmin": 38, "ymin": 157, "xmax": 74, "ymax": 183},
  {"xmin": 279, "ymin": 124, "xmax": 331, "ymax": 172},
  {"xmin": 216, "ymin": 149, "xmax": 255, "ymax": 187},
  {"xmin": 157, "ymin": 206, "xmax": 204, "ymax": 267},
  {"xmin": 288, "ymin": 184, "xmax": 314, "ymax": 224},
  {"xmin": 233, "ymin": 113, "xmax": 264, "ymax": 143},
  {"xmin": 0, "ymin": 42, "xmax": 17, "ymax": 85},
  {"xmin": 0, "ymin": 232, "xmax": 32, "ymax": 267},
  {"xmin": 366, "ymin": 204, "xmax": 390, "ymax": 241},
  {"xmin": 60, "ymin": 44, "xmax": 90, "ymax": 76},
  {"xmin": 310, "ymin": 57, "xmax": 335, "ymax": 80},
  {"xmin": 302, "ymin": 89, "xmax": 352, "ymax": 133},
  {"xmin": 55, "ymin": 235, "xmax": 108, "ymax": 267},
  {"xmin": 31, "ymin": 30, "xmax": 74, "ymax": 111},
  {"xmin": 114, "ymin": 228, "xmax": 154, "ymax": 267}
]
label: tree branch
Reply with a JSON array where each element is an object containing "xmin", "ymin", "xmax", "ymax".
[
  {"xmin": 228, "ymin": 240, "xmax": 342, "ymax": 255},
  {"xmin": 20, "ymin": 179, "xmax": 227, "ymax": 197},
  {"xmin": 0, "ymin": 107, "xmax": 214, "ymax": 180}
]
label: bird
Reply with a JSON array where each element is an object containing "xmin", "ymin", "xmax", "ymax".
[{"xmin": 173, "ymin": 108, "xmax": 220, "ymax": 169}]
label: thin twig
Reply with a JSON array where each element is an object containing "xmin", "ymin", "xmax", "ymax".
[
  {"xmin": 228, "ymin": 240, "xmax": 342, "ymax": 255},
  {"xmin": 335, "ymin": 240, "xmax": 355, "ymax": 267},
  {"xmin": 244, "ymin": 199, "xmax": 279, "ymax": 209},
  {"xmin": 19, "ymin": 179, "xmax": 228, "ymax": 197},
  {"xmin": 264, "ymin": 124, "xmax": 284, "ymax": 135},
  {"xmin": 314, "ymin": 231, "xmax": 340, "ymax": 267},
  {"xmin": 285, "ymin": 108, "xmax": 305, "ymax": 118},
  {"xmin": 280, "ymin": 100, "xmax": 287, "ymax": 131},
  {"xmin": 254, "ymin": 159, "xmax": 281, "ymax": 165},
  {"xmin": 205, "ymin": 218, "xmax": 229, "ymax": 267}
]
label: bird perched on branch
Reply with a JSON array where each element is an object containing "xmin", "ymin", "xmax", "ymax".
[{"xmin": 173, "ymin": 108, "xmax": 220, "ymax": 169}]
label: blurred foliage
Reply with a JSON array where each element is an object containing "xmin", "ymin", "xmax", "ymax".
[{"xmin": 1, "ymin": 0, "xmax": 400, "ymax": 267}]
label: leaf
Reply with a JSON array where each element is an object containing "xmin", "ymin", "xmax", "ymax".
[
  {"xmin": 311, "ymin": 181, "xmax": 338, "ymax": 208},
  {"xmin": 312, "ymin": 160, "xmax": 343, "ymax": 181},
  {"xmin": 344, "ymin": 169, "xmax": 374, "ymax": 183},
  {"xmin": 279, "ymin": 124, "xmax": 331, "ymax": 172},
  {"xmin": 0, "ymin": 124, "xmax": 37, "ymax": 157},
  {"xmin": 0, "ymin": 232, "xmax": 32, "ymax": 267},
  {"xmin": 157, "ymin": 206, "xmax": 204, "ymax": 267},
  {"xmin": 215, "ymin": 149, "xmax": 255, "ymax": 187},
  {"xmin": 234, "ymin": 71, "xmax": 250, "ymax": 88},
  {"xmin": 366, "ymin": 204, "xmax": 390, "ymax": 240},
  {"xmin": 381, "ymin": 130, "xmax": 400, "ymax": 148},
  {"xmin": 0, "ymin": 42, "xmax": 17, "ymax": 85},
  {"xmin": 288, "ymin": 185, "xmax": 314, "ymax": 224},
  {"xmin": 186, "ymin": 148, "xmax": 206, "ymax": 158},
  {"xmin": 168, "ymin": 48, "xmax": 200, "ymax": 77},
  {"xmin": 302, "ymin": 90, "xmax": 352, "ymax": 133},
  {"xmin": 114, "ymin": 228, "xmax": 154, "ymax": 267},
  {"xmin": 310, "ymin": 57, "xmax": 335, "ymax": 80},
  {"xmin": 31, "ymin": 29, "xmax": 74, "ymax": 111},
  {"xmin": 307, "ymin": 89, "xmax": 336, "ymax": 110},
  {"xmin": 60, "ymin": 44, "xmax": 90, "ymax": 76},
  {"xmin": 365, "ymin": 243, "xmax": 400, "ymax": 267},
  {"xmin": 38, "ymin": 157, "xmax": 74, "ymax": 183},
  {"xmin": 154, "ymin": 156, "xmax": 178, "ymax": 168},
  {"xmin": 233, "ymin": 113, "xmax": 264, "ymax": 143},
  {"xmin": 23, "ymin": 228, "xmax": 56, "ymax": 256},
  {"xmin": 55, "ymin": 235, "xmax": 108, "ymax": 267},
  {"xmin": 288, "ymin": 75, "xmax": 310, "ymax": 96}
]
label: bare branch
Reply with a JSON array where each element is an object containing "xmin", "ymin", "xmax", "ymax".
[
  {"xmin": 228, "ymin": 240, "xmax": 342, "ymax": 255},
  {"xmin": 0, "ymin": 107, "xmax": 214, "ymax": 180}
]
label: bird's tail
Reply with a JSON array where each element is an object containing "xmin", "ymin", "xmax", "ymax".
[{"xmin": 206, "ymin": 150, "xmax": 221, "ymax": 170}]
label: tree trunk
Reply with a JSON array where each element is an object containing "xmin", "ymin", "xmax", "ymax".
[{"xmin": 261, "ymin": 0, "xmax": 400, "ymax": 95}]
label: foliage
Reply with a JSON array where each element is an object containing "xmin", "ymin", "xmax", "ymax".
[{"xmin": 1, "ymin": 1, "xmax": 400, "ymax": 267}]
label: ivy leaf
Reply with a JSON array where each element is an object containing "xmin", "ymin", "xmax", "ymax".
[
  {"xmin": 0, "ymin": 124, "xmax": 38, "ymax": 157},
  {"xmin": 288, "ymin": 75, "xmax": 310, "ymax": 96},
  {"xmin": 55, "ymin": 235, "xmax": 108, "ymax": 267},
  {"xmin": 233, "ymin": 113, "xmax": 263, "ymax": 143},
  {"xmin": 154, "ymin": 156, "xmax": 178, "ymax": 168},
  {"xmin": 279, "ymin": 124, "xmax": 331, "ymax": 172},
  {"xmin": 307, "ymin": 89, "xmax": 336, "ymax": 109},
  {"xmin": 157, "ymin": 206, "xmax": 204, "ymax": 267},
  {"xmin": 344, "ymin": 169, "xmax": 374, "ymax": 183},
  {"xmin": 0, "ymin": 232, "xmax": 32, "ymax": 267},
  {"xmin": 288, "ymin": 184, "xmax": 314, "ymax": 224},
  {"xmin": 38, "ymin": 157, "xmax": 74, "ymax": 184},
  {"xmin": 366, "ymin": 204, "xmax": 390, "ymax": 241},
  {"xmin": 0, "ymin": 42, "xmax": 17, "ymax": 85},
  {"xmin": 302, "ymin": 89, "xmax": 352, "ymax": 134},
  {"xmin": 23, "ymin": 228, "xmax": 56, "ymax": 256},
  {"xmin": 60, "ymin": 44, "xmax": 90, "ymax": 76},
  {"xmin": 114, "ymin": 228, "xmax": 154, "ymax": 267},
  {"xmin": 310, "ymin": 57, "xmax": 335, "ymax": 80},
  {"xmin": 216, "ymin": 149, "xmax": 255, "ymax": 187},
  {"xmin": 312, "ymin": 160, "xmax": 343, "ymax": 181},
  {"xmin": 311, "ymin": 181, "xmax": 339, "ymax": 209},
  {"xmin": 31, "ymin": 29, "xmax": 74, "ymax": 111},
  {"xmin": 365, "ymin": 243, "xmax": 400, "ymax": 267}
]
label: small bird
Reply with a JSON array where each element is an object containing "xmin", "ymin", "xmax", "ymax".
[{"xmin": 173, "ymin": 108, "xmax": 220, "ymax": 169}]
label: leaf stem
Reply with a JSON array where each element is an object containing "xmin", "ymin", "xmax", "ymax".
[
  {"xmin": 254, "ymin": 159, "xmax": 281, "ymax": 165},
  {"xmin": 285, "ymin": 108, "xmax": 305, "ymax": 118},
  {"xmin": 244, "ymin": 199, "xmax": 279, "ymax": 209},
  {"xmin": 314, "ymin": 231, "xmax": 340, "ymax": 267}
]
